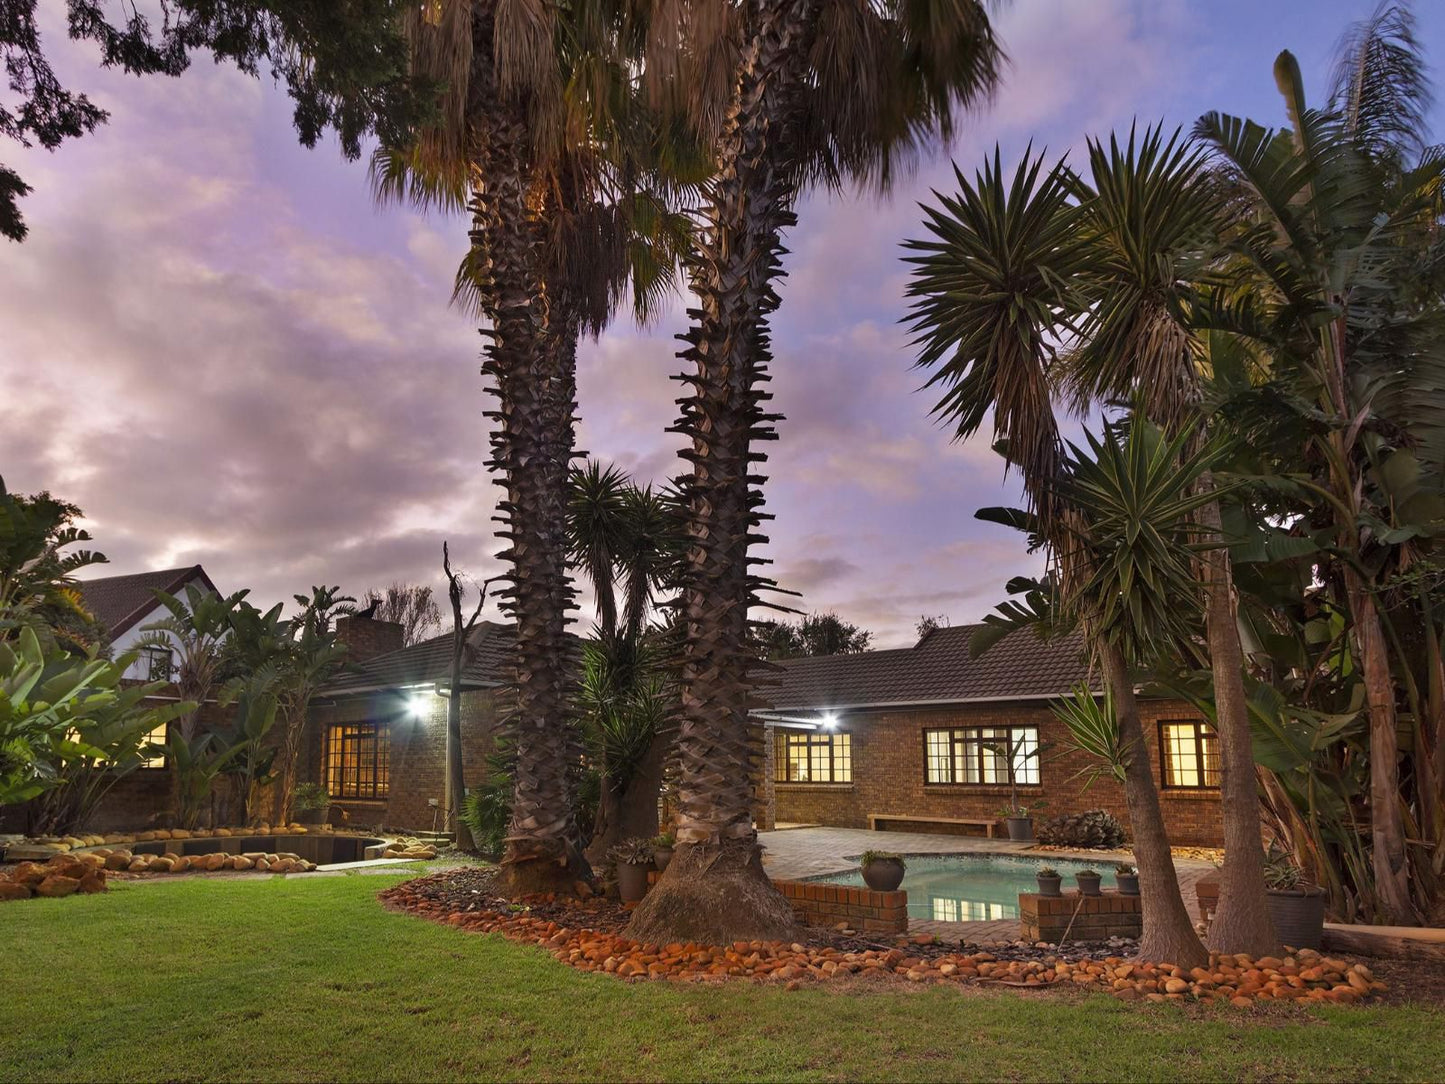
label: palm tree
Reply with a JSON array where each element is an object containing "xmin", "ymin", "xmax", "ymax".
[
  {"xmin": 375, "ymin": 0, "xmax": 698, "ymax": 896},
  {"xmin": 905, "ymin": 150, "xmax": 1210, "ymax": 967},
  {"xmin": 1059, "ymin": 126, "xmax": 1278, "ymax": 955},
  {"xmin": 0, "ymin": 477, "xmax": 107, "ymax": 650},
  {"xmin": 627, "ymin": 0, "xmax": 1004, "ymax": 947},
  {"xmin": 273, "ymin": 586, "xmax": 353, "ymax": 825},
  {"xmin": 1192, "ymin": 5, "xmax": 1444, "ymax": 923}
]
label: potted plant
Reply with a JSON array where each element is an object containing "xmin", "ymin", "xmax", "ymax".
[
  {"xmin": 859, "ymin": 850, "xmax": 906, "ymax": 892},
  {"xmin": 1075, "ymin": 868, "xmax": 1102, "ymax": 896},
  {"xmin": 1263, "ymin": 843, "xmax": 1326, "ymax": 949},
  {"xmin": 1035, "ymin": 866, "xmax": 1062, "ymax": 897},
  {"xmin": 652, "ymin": 832, "xmax": 675, "ymax": 873},
  {"xmin": 984, "ymin": 734, "xmax": 1048, "ymax": 840},
  {"xmin": 1113, "ymin": 863, "xmax": 1139, "ymax": 896},
  {"xmin": 293, "ymin": 783, "xmax": 330, "ymax": 826},
  {"xmin": 609, "ymin": 837, "xmax": 655, "ymax": 903}
]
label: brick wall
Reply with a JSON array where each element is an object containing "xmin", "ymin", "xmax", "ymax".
[
  {"xmin": 1019, "ymin": 892, "xmax": 1142, "ymax": 941},
  {"xmin": 765, "ymin": 699, "xmax": 1223, "ymax": 846},
  {"xmin": 774, "ymin": 879, "xmax": 909, "ymax": 934},
  {"xmin": 335, "ymin": 616, "xmax": 405, "ymax": 662},
  {"xmin": 304, "ymin": 686, "xmax": 502, "ymax": 833}
]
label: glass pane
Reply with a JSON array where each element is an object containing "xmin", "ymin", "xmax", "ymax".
[
  {"xmin": 1013, "ymin": 727, "xmax": 1040, "ymax": 785},
  {"xmin": 1163, "ymin": 723, "xmax": 1199, "ymax": 787}
]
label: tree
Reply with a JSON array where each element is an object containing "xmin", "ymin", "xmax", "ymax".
[
  {"xmin": 757, "ymin": 612, "xmax": 871, "ymax": 660},
  {"xmin": 442, "ymin": 542, "xmax": 500, "ymax": 852},
  {"xmin": 916, "ymin": 614, "xmax": 948, "ymax": 638},
  {"xmin": 2, "ymin": 0, "xmax": 430, "ymax": 242},
  {"xmin": 905, "ymin": 150, "xmax": 1210, "ymax": 967},
  {"xmin": 362, "ymin": 583, "xmax": 442, "ymax": 646},
  {"xmin": 272, "ymin": 585, "xmax": 352, "ymax": 825},
  {"xmin": 0, "ymin": 475, "xmax": 107, "ymax": 649},
  {"xmin": 141, "ymin": 584, "xmax": 247, "ymax": 743},
  {"xmin": 628, "ymin": 0, "xmax": 1005, "ymax": 947}
]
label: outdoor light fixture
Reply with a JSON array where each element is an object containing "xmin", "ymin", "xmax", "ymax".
[
  {"xmin": 821, "ymin": 712, "xmax": 839, "ymax": 729},
  {"xmin": 407, "ymin": 693, "xmax": 430, "ymax": 720}
]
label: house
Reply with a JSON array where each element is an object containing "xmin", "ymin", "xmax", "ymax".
[
  {"xmin": 78, "ymin": 564, "xmax": 219, "ymax": 682},
  {"xmin": 302, "ymin": 616, "xmax": 513, "ymax": 832},
  {"xmin": 752, "ymin": 624, "xmax": 1223, "ymax": 846}
]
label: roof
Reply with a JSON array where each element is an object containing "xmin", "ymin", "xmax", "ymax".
[
  {"xmin": 756, "ymin": 624, "xmax": 1094, "ymax": 714},
  {"xmin": 77, "ymin": 565, "xmax": 218, "ymax": 638},
  {"xmin": 322, "ymin": 621, "xmax": 517, "ymax": 696}
]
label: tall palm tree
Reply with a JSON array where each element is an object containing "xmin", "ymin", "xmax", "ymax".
[
  {"xmin": 375, "ymin": 0, "xmax": 697, "ymax": 895},
  {"xmin": 1192, "ymin": 6, "xmax": 1444, "ymax": 923},
  {"xmin": 627, "ymin": 0, "xmax": 1004, "ymax": 947},
  {"xmin": 1060, "ymin": 126, "xmax": 1278, "ymax": 955},
  {"xmin": 905, "ymin": 150, "xmax": 1210, "ymax": 967}
]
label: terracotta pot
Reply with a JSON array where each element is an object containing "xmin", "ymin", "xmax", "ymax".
[
  {"xmin": 617, "ymin": 861, "xmax": 650, "ymax": 903},
  {"xmin": 1075, "ymin": 872, "xmax": 1102, "ymax": 897},
  {"xmin": 1005, "ymin": 816, "xmax": 1034, "ymax": 842},
  {"xmin": 1266, "ymin": 885, "xmax": 1326, "ymax": 949},
  {"xmin": 861, "ymin": 857, "xmax": 905, "ymax": 892},
  {"xmin": 1036, "ymin": 874, "xmax": 1063, "ymax": 897}
]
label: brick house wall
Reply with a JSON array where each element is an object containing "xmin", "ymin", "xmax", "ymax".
[
  {"xmin": 763, "ymin": 698, "xmax": 1223, "ymax": 846},
  {"xmin": 304, "ymin": 686, "xmax": 503, "ymax": 833}
]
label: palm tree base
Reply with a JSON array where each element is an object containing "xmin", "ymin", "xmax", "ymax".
[
  {"xmin": 625, "ymin": 838, "xmax": 797, "ymax": 945},
  {"xmin": 494, "ymin": 846, "xmax": 591, "ymax": 899}
]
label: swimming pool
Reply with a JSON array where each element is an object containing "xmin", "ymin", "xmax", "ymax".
[{"xmin": 810, "ymin": 853, "xmax": 1114, "ymax": 923}]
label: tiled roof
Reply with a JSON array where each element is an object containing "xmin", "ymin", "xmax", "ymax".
[
  {"xmin": 77, "ymin": 565, "xmax": 217, "ymax": 637},
  {"xmin": 756, "ymin": 624, "xmax": 1095, "ymax": 713},
  {"xmin": 322, "ymin": 621, "xmax": 516, "ymax": 696}
]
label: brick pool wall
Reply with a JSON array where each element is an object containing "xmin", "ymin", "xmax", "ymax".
[
  {"xmin": 1019, "ymin": 891, "xmax": 1143, "ymax": 941},
  {"xmin": 774, "ymin": 880, "xmax": 909, "ymax": 934}
]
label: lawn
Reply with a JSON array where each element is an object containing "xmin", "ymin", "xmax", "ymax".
[{"xmin": 3, "ymin": 872, "xmax": 1441, "ymax": 1083}]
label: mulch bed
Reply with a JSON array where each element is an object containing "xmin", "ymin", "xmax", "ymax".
[{"xmin": 377, "ymin": 869, "xmax": 1413, "ymax": 1008}]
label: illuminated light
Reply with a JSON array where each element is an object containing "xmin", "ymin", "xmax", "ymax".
[
  {"xmin": 407, "ymin": 693, "xmax": 430, "ymax": 720},
  {"xmin": 821, "ymin": 712, "xmax": 839, "ymax": 729}
]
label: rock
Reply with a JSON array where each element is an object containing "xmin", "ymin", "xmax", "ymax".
[
  {"xmin": 150, "ymin": 857, "xmax": 176, "ymax": 873},
  {"xmin": 35, "ymin": 875, "xmax": 81, "ymax": 898},
  {"xmin": 1164, "ymin": 978, "xmax": 1190, "ymax": 995},
  {"xmin": 127, "ymin": 858, "xmax": 150, "ymax": 872},
  {"xmin": 232, "ymin": 856, "xmax": 254, "ymax": 870},
  {"xmin": 153, "ymin": 830, "xmax": 172, "ymax": 840},
  {"xmin": 213, "ymin": 828, "xmax": 232, "ymax": 837},
  {"xmin": 171, "ymin": 829, "xmax": 190, "ymax": 839},
  {"xmin": 77, "ymin": 870, "xmax": 107, "ymax": 894},
  {"xmin": 0, "ymin": 883, "xmax": 33, "ymax": 901},
  {"xmin": 203, "ymin": 853, "xmax": 226, "ymax": 872},
  {"xmin": 10, "ymin": 862, "xmax": 47, "ymax": 886}
]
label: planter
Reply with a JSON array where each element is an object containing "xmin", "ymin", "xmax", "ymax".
[
  {"xmin": 296, "ymin": 806, "xmax": 328, "ymax": 826},
  {"xmin": 1266, "ymin": 885, "xmax": 1327, "ymax": 950},
  {"xmin": 1114, "ymin": 873, "xmax": 1140, "ymax": 896},
  {"xmin": 653, "ymin": 846, "xmax": 674, "ymax": 873},
  {"xmin": 1004, "ymin": 816, "xmax": 1034, "ymax": 842},
  {"xmin": 861, "ymin": 857, "xmax": 905, "ymax": 892},
  {"xmin": 616, "ymin": 861, "xmax": 651, "ymax": 904},
  {"xmin": 1036, "ymin": 874, "xmax": 1063, "ymax": 898},
  {"xmin": 1075, "ymin": 872, "xmax": 1102, "ymax": 897},
  {"xmin": 1196, "ymin": 879, "xmax": 1220, "ymax": 928}
]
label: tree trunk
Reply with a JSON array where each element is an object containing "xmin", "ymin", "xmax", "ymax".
[
  {"xmin": 1100, "ymin": 642, "xmax": 1209, "ymax": 967},
  {"xmin": 468, "ymin": 15, "xmax": 586, "ymax": 895},
  {"xmin": 626, "ymin": 0, "xmax": 818, "ymax": 946},
  {"xmin": 446, "ymin": 687, "xmax": 474, "ymax": 852},
  {"xmin": 586, "ymin": 726, "xmax": 668, "ymax": 865},
  {"xmin": 1345, "ymin": 570, "xmax": 1416, "ymax": 925},
  {"xmin": 1197, "ymin": 490, "xmax": 1279, "ymax": 956}
]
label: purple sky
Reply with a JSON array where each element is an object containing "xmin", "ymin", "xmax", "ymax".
[{"xmin": 5, "ymin": 1, "xmax": 1441, "ymax": 646}]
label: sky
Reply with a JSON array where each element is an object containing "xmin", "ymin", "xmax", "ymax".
[{"xmin": 4, "ymin": 0, "xmax": 1442, "ymax": 647}]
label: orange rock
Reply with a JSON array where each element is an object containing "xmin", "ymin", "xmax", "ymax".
[
  {"xmin": 0, "ymin": 883, "xmax": 32, "ymax": 901},
  {"xmin": 35, "ymin": 874, "xmax": 80, "ymax": 898}
]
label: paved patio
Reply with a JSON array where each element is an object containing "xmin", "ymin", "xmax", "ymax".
[{"xmin": 758, "ymin": 825, "xmax": 1216, "ymax": 943}]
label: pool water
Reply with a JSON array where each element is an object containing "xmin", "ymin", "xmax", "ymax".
[{"xmin": 813, "ymin": 854, "xmax": 1112, "ymax": 923}]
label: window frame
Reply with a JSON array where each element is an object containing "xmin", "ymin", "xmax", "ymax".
[
  {"xmin": 325, "ymin": 722, "xmax": 391, "ymax": 801},
  {"xmin": 773, "ymin": 729, "xmax": 852, "ymax": 784},
  {"xmin": 1158, "ymin": 718, "xmax": 1221, "ymax": 790},
  {"xmin": 141, "ymin": 644, "xmax": 173, "ymax": 683},
  {"xmin": 922, "ymin": 725, "xmax": 1041, "ymax": 787}
]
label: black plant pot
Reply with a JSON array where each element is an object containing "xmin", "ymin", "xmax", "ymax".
[
  {"xmin": 1036, "ymin": 874, "xmax": 1062, "ymax": 898},
  {"xmin": 1075, "ymin": 873, "xmax": 1102, "ymax": 897},
  {"xmin": 1266, "ymin": 886, "xmax": 1327, "ymax": 949},
  {"xmin": 296, "ymin": 806, "xmax": 327, "ymax": 826},
  {"xmin": 617, "ymin": 861, "xmax": 651, "ymax": 903},
  {"xmin": 653, "ymin": 847, "xmax": 674, "ymax": 873},
  {"xmin": 1115, "ymin": 873, "xmax": 1140, "ymax": 896},
  {"xmin": 1005, "ymin": 816, "xmax": 1034, "ymax": 842},
  {"xmin": 861, "ymin": 858, "xmax": 905, "ymax": 892}
]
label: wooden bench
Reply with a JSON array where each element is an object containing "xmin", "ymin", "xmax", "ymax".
[{"xmin": 867, "ymin": 813, "xmax": 997, "ymax": 838}]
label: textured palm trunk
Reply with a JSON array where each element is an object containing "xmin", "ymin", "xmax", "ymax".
[
  {"xmin": 1100, "ymin": 642, "xmax": 1209, "ymax": 967},
  {"xmin": 586, "ymin": 727, "xmax": 668, "ymax": 864},
  {"xmin": 626, "ymin": 0, "xmax": 818, "ymax": 945},
  {"xmin": 469, "ymin": 8, "xmax": 585, "ymax": 896},
  {"xmin": 1196, "ymin": 489, "xmax": 1278, "ymax": 956}
]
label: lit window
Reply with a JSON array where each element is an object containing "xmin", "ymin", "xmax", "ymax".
[
  {"xmin": 1160, "ymin": 720, "xmax": 1220, "ymax": 788},
  {"xmin": 326, "ymin": 723, "xmax": 391, "ymax": 799},
  {"xmin": 141, "ymin": 645, "xmax": 173, "ymax": 682},
  {"xmin": 924, "ymin": 726, "xmax": 1039, "ymax": 785},
  {"xmin": 774, "ymin": 730, "xmax": 851, "ymax": 783},
  {"xmin": 141, "ymin": 723, "xmax": 169, "ymax": 768}
]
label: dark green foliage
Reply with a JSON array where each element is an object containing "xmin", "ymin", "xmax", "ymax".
[
  {"xmin": 1036, "ymin": 809, "xmax": 1128, "ymax": 850},
  {"xmin": 756, "ymin": 612, "xmax": 872, "ymax": 660}
]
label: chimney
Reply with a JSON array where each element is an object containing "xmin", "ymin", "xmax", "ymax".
[{"xmin": 335, "ymin": 615, "xmax": 405, "ymax": 662}]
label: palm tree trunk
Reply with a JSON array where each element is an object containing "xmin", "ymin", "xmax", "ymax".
[
  {"xmin": 1100, "ymin": 642, "xmax": 1209, "ymax": 967},
  {"xmin": 1197, "ymin": 491, "xmax": 1278, "ymax": 956},
  {"xmin": 626, "ymin": 0, "xmax": 818, "ymax": 946},
  {"xmin": 469, "ymin": 11, "xmax": 585, "ymax": 896}
]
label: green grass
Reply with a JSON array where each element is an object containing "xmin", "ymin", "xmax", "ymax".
[{"xmin": 3, "ymin": 874, "xmax": 1440, "ymax": 1083}]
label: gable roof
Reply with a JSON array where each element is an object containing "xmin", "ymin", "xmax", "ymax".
[
  {"xmin": 322, "ymin": 621, "xmax": 517, "ymax": 697},
  {"xmin": 78, "ymin": 565, "xmax": 218, "ymax": 638},
  {"xmin": 756, "ymin": 624, "xmax": 1094, "ymax": 715}
]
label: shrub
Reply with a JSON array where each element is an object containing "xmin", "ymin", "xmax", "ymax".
[
  {"xmin": 860, "ymin": 850, "xmax": 904, "ymax": 868},
  {"xmin": 293, "ymin": 783, "xmax": 330, "ymax": 812},
  {"xmin": 1036, "ymin": 809, "xmax": 1127, "ymax": 849}
]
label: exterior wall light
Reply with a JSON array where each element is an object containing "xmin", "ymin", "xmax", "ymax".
[
  {"xmin": 407, "ymin": 693, "xmax": 430, "ymax": 720},
  {"xmin": 821, "ymin": 712, "xmax": 839, "ymax": 729}
]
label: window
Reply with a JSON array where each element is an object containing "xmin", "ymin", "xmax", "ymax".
[
  {"xmin": 774, "ymin": 730, "xmax": 852, "ymax": 783},
  {"xmin": 924, "ymin": 726, "xmax": 1040, "ymax": 785},
  {"xmin": 326, "ymin": 723, "xmax": 391, "ymax": 800},
  {"xmin": 141, "ymin": 645, "xmax": 173, "ymax": 682},
  {"xmin": 1160, "ymin": 720, "xmax": 1220, "ymax": 789},
  {"xmin": 141, "ymin": 723, "xmax": 169, "ymax": 769}
]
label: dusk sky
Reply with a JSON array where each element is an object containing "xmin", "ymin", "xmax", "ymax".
[{"xmin": 5, "ymin": 0, "xmax": 1442, "ymax": 646}]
